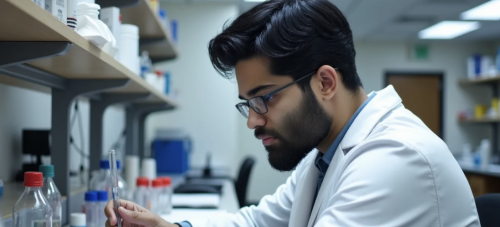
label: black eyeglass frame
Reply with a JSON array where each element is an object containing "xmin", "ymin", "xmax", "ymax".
[{"xmin": 235, "ymin": 71, "xmax": 317, "ymax": 118}]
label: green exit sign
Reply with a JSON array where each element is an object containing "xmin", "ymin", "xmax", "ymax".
[{"xmin": 413, "ymin": 45, "xmax": 429, "ymax": 60}]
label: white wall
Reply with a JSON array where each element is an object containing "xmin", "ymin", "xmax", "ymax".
[
  {"xmin": 147, "ymin": 2, "xmax": 241, "ymax": 173},
  {"xmin": 0, "ymin": 84, "xmax": 126, "ymax": 182},
  {"xmin": 355, "ymin": 41, "xmax": 496, "ymax": 153}
]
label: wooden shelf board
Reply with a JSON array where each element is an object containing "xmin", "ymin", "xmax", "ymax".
[
  {"xmin": 0, "ymin": 0, "xmax": 177, "ymax": 107},
  {"xmin": 121, "ymin": 0, "xmax": 164, "ymax": 38},
  {"xmin": 459, "ymin": 76, "xmax": 500, "ymax": 85}
]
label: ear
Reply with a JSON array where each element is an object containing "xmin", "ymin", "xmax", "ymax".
[{"xmin": 313, "ymin": 65, "xmax": 338, "ymax": 100}]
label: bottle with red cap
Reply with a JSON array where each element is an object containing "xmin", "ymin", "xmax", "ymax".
[
  {"xmin": 134, "ymin": 177, "xmax": 151, "ymax": 210},
  {"xmin": 151, "ymin": 178, "xmax": 163, "ymax": 213},
  {"xmin": 13, "ymin": 172, "xmax": 53, "ymax": 227},
  {"xmin": 158, "ymin": 177, "xmax": 172, "ymax": 214}
]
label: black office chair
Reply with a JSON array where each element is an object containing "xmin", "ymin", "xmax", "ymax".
[
  {"xmin": 175, "ymin": 156, "xmax": 256, "ymax": 208},
  {"xmin": 234, "ymin": 157, "xmax": 256, "ymax": 208},
  {"xmin": 475, "ymin": 193, "xmax": 500, "ymax": 227}
]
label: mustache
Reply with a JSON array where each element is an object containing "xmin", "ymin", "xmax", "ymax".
[{"xmin": 255, "ymin": 127, "xmax": 281, "ymax": 140}]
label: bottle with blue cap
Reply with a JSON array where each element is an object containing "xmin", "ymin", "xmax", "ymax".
[
  {"xmin": 89, "ymin": 160, "xmax": 129, "ymax": 200},
  {"xmin": 97, "ymin": 191, "xmax": 108, "ymax": 226},
  {"xmin": 84, "ymin": 191, "xmax": 98, "ymax": 227},
  {"xmin": 40, "ymin": 164, "xmax": 62, "ymax": 227}
]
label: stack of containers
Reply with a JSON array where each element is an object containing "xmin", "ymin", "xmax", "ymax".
[{"xmin": 118, "ymin": 24, "xmax": 140, "ymax": 75}]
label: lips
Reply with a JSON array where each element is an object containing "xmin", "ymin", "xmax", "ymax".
[{"xmin": 259, "ymin": 135, "xmax": 276, "ymax": 146}]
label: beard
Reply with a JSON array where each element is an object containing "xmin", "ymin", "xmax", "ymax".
[{"xmin": 255, "ymin": 86, "xmax": 332, "ymax": 172}]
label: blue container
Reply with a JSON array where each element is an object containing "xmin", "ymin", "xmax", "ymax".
[{"xmin": 153, "ymin": 138, "xmax": 191, "ymax": 174}]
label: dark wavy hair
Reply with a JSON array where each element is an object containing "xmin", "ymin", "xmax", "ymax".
[{"xmin": 208, "ymin": 0, "xmax": 362, "ymax": 92}]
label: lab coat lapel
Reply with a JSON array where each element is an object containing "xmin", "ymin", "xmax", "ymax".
[
  {"xmin": 289, "ymin": 150, "xmax": 320, "ymax": 227},
  {"xmin": 305, "ymin": 85, "xmax": 402, "ymax": 227},
  {"xmin": 306, "ymin": 147, "xmax": 344, "ymax": 227}
]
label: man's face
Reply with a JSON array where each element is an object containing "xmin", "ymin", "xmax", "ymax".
[{"xmin": 235, "ymin": 57, "xmax": 332, "ymax": 171}]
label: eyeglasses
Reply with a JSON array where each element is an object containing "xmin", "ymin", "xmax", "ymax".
[{"xmin": 236, "ymin": 71, "xmax": 316, "ymax": 118}]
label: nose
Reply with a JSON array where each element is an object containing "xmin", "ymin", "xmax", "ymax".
[{"xmin": 247, "ymin": 108, "xmax": 265, "ymax": 129}]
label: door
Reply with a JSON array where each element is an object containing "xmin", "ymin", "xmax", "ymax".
[{"xmin": 386, "ymin": 73, "xmax": 443, "ymax": 138}]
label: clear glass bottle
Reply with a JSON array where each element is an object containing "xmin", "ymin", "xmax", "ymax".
[
  {"xmin": 40, "ymin": 165, "xmax": 62, "ymax": 227},
  {"xmin": 134, "ymin": 177, "xmax": 150, "ymax": 210},
  {"xmin": 84, "ymin": 191, "xmax": 98, "ymax": 227},
  {"xmin": 90, "ymin": 160, "xmax": 128, "ymax": 200},
  {"xmin": 116, "ymin": 160, "xmax": 129, "ymax": 200},
  {"xmin": 97, "ymin": 191, "xmax": 108, "ymax": 226},
  {"xmin": 13, "ymin": 172, "xmax": 53, "ymax": 227}
]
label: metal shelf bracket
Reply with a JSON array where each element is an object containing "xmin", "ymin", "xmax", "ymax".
[
  {"xmin": 125, "ymin": 103, "xmax": 173, "ymax": 160},
  {"xmin": 89, "ymin": 93, "xmax": 151, "ymax": 173}
]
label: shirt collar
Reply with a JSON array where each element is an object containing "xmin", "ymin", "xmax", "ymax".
[{"xmin": 314, "ymin": 92, "xmax": 377, "ymax": 172}]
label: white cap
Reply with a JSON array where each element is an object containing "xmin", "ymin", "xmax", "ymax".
[{"xmin": 70, "ymin": 213, "xmax": 86, "ymax": 226}]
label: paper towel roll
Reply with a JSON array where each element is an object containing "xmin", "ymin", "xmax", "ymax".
[
  {"xmin": 141, "ymin": 158, "xmax": 157, "ymax": 180},
  {"xmin": 125, "ymin": 155, "xmax": 139, "ymax": 190}
]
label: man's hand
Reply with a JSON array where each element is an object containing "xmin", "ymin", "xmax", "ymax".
[{"xmin": 104, "ymin": 199, "xmax": 178, "ymax": 227}]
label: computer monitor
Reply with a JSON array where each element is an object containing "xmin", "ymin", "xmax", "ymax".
[{"xmin": 22, "ymin": 129, "xmax": 51, "ymax": 165}]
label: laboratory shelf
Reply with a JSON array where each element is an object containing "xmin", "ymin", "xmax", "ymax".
[
  {"xmin": 459, "ymin": 76, "xmax": 500, "ymax": 85},
  {"xmin": 0, "ymin": 0, "xmax": 177, "ymax": 106},
  {"xmin": 459, "ymin": 118, "xmax": 500, "ymax": 123},
  {"xmin": 121, "ymin": 0, "xmax": 179, "ymax": 62}
]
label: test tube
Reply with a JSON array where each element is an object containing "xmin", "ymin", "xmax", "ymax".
[{"xmin": 109, "ymin": 150, "xmax": 122, "ymax": 227}]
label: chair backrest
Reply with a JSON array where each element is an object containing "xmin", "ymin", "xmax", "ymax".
[
  {"xmin": 475, "ymin": 193, "xmax": 500, "ymax": 227},
  {"xmin": 235, "ymin": 156, "xmax": 256, "ymax": 208}
]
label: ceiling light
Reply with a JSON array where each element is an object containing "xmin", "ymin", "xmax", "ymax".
[
  {"xmin": 461, "ymin": 0, "xmax": 500, "ymax": 20},
  {"xmin": 418, "ymin": 21, "xmax": 480, "ymax": 39}
]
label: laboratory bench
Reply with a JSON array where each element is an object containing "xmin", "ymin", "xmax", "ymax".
[
  {"xmin": 1, "ymin": 171, "xmax": 239, "ymax": 227},
  {"xmin": 458, "ymin": 160, "xmax": 500, "ymax": 197}
]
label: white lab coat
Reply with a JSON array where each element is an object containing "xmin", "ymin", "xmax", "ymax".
[{"xmin": 204, "ymin": 85, "xmax": 480, "ymax": 227}]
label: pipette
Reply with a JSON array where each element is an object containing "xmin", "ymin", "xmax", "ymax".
[{"xmin": 109, "ymin": 149, "xmax": 122, "ymax": 227}]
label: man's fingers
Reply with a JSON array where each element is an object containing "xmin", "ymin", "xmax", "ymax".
[
  {"xmin": 104, "ymin": 200, "xmax": 117, "ymax": 225},
  {"xmin": 118, "ymin": 207, "xmax": 158, "ymax": 226}
]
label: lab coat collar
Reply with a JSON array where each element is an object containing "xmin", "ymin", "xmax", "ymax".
[{"xmin": 339, "ymin": 85, "xmax": 402, "ymax": 151}]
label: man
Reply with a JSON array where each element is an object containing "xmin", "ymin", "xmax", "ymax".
[{"xmin": 106, "ymin": 0, "xmax": 480, "ymax": 226}]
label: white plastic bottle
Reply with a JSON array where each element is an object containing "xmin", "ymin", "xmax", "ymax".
[
  {"xmin": 151, "ymin": 179, "xmax": 163, "ymax": 213},
  {"xmin": 480, "ymin": 139, "xmax": 491, "ymax": 170},
  {"xmin": 97, "ymin": 191, "xmax": 108, "ymax": 226},
  {"xmin": 84, "ymin": 191, "xmax": 98, "ymax": 227},
  {"xmin": 13, "ymin": 172, "xmax": 53, "ymax": 227},
  {"xmin": 39, "ymin": 165, "xmax": 62, "ymax": 227},
  {"xmin": 134, "ymin": 177, "xmax": 150, "ymax": 210}
]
